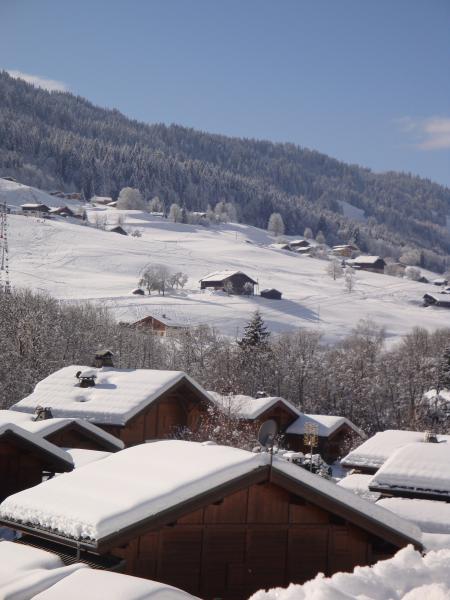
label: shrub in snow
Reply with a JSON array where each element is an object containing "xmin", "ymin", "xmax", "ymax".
[
  {"xmin": 116, "ymin": 187, "xmax": 146, "ymax": 210},
  {"xmin": 405, "ymin": 266, "xmax": 422, "ymax": 281}
]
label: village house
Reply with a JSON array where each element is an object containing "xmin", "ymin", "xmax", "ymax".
[
  {"xmin": 423, "ymin": 293, "xmax": 450, "ymax": 308},
  {"xmin": 346, "ymin": 255, "xmax": 386, "ymax": 273},
  {"xmin": 332, "ymin": 244, "xmax": 359, "ymax": 258},
  {"xmin": 20, "ymin": 203, "xmax": 50, "ymax": 216},
  {"xmin": 48, "ymin": 206, "xmax": 75, "ymax": 218},
  {"xmin": 90, "ymin": 195, "xmax": 113, "ymax": 205},
  {"xmin": 285, "ymin": 414, "xmax": 366, "ymax": 463},
  {"xmin": 289, "ymin": 239, "xmax": 310, "ymax": 249},
  {"xmin": 0, "ymin": 423, "xmax": 73, "ymax": 501},
  {"xmin": 131, "ymin": 314, "xmax": 189, "ymax": 336},
  {"xmin": 0, "ymin": 441, "xmax": 423, "ymax": 600},
  {"xmin": 0, "ymin": 409, "xmax": 124, "ymax": 453},
  {"xmin": 199, "ymin": 270, "xmax": 257, "ymax": 295},
  {"xmin": 10, "ymin": 361, "xmax": 213, "ymax": 448}
]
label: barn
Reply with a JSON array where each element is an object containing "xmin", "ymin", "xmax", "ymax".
[
  {"xmin": 20, "ymin": 203, "xmax": 50, "ymax": 216},
  {"xmin": 199, "ymin": 270, "xmax": 257, "ymax": 294},
  {"xmin": 285, "ymin": 414, "xmax": 366, "ymax": 463},
  {"xmin": 0, "ymin": 423, "xmax": 73, "ymax": 501},
  {"xmin": 260, "ymin": 288, "xmax": 282, "ymax": 300},
  {"xmin": 0, "ymin": 441, "xmax": 422, "ymax": 600},
  {"xmin": 423, "ymin": 293, "xmax": 450, "ymax": 308},
  {"xmin": 131, "ymin": 314, "xmax": 189, "ymax": 336},
  {"xmin": 346, "ymin": 255, "xmax": 386, "ymax": 273},
  {"xmin": 10, "ymin": 366, "xmax": 213, "ymax": 447}
]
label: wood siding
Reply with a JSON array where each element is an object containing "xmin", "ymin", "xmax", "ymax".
[
  {"xmin": 286, "ymin": 424, "xmax": 357, "ymax": 463},
  {"xmin": 112, "ymin": 481, "xmax": 392, "ymax": 600}
]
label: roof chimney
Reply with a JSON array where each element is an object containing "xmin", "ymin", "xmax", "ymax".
[
  {"xmin": 33, "ymin": 406, "xmax": 53, "ymax": 421},
  {"xmin": 93, "ymin": 350, "xmax": 114, "ymax": 368},
  {"xmin": 255, "ymin": 390, "xmax": 268, "ymax": 398}
]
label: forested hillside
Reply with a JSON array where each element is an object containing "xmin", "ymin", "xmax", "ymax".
[{"xmin": 1, "ymin": 70, "xmax": 450, "ymax": 270}]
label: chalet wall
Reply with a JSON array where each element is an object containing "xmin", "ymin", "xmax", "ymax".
[
  {"xmin": 112, "ymin": 481, "xmax": 393, "ymax": 600},
  {"xmin": 0, "ymin": 440, "xmax": 47, "ymax": 501},
  {"xmin": 45, "ymin": 427, "xmax": 105, "ymax": 451}
]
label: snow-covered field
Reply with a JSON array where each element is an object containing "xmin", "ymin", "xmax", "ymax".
[{"xmin": 3, "ymin": 178, "xmax": 449, "ymax": 342}]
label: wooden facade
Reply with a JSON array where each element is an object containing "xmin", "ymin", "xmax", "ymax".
[
  {"xmin": 100, "ymin": 379, "xmax": 208, "ymax": 447},
  {"xmin": 200, "ymin": 272, "xmax": 256, "ymax": 295},
  {"xmin": 0, "ymin": 429, "xmax": 72, "ymax": 501},
  {"xmin": 285, "ymin": 423, "xmax": 357, "ymax": 464},
  {"xmin": 131, "ymin": 315, "xmax": 188, "ymax": 336}
]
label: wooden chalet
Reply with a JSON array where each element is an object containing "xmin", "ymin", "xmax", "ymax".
[
  {"xmin": 0, "ymin": 410, "xmax": 124, "ymax": 453},
  {"xmin": 199, "ymin": 270, "xmax": 257, "ymax": 295},
  {"xmin": 131, "ymin": 314, "xmax": 189, "ymax": 336},
  {"xmin": 332, "ymin": 244, "xmax": 359, "ymax": 258},
  {"xmin": 346, "ymin": 255, "xmax": 386, "ymax": 273},
  {"xmin": 0, "ymin": 441, "xmax": 422, "ymax": 600},
  {"xmin": 260, "ymin": 288, "xmax": 282, "ymax": 300},
  {"xmin": 0, "ymin": 424, "xmax": 73, "ymax": 501},
  {"xmin": 20, "ymin": 203, "xmax": 50, "ymax": 216},
  {"xmin": 10, "ymin": 364, "xmax": 212, "ymax": 448},
  {"xmin": 289, "ymin": 239, "xmax": 310, "ymax": 249},
  {"xmin": 48, "ymin": 206, "xmax": 74, "ymax": 217},
  {"xmin": 285, "ymin": 414, "xmax": 366, "ymax": 463},
  {"xmin": 423, "ymin": 293, "xmax": 450, "ymax": 308}
]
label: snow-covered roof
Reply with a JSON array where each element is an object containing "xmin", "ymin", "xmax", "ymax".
[
  {"xmin": 0, "ymin": 440, "xmax": 422, "ymax": 548},
  {"xmin": 0, "ymin": 422, "xmax": 73, "ymax": 468},
  {"xmin": 200, "ymin": 270, "xmax": 256, "ymax": 283},
  {"xmin": 11, "ymin": 366, "xmax": 211, "ymax": 426},
  {"xmin": 341, "ymin": 429, "xmax": 450, "ymax": 471},
  {"xmin": 90, "ymin": 196, "xmax": 112, "ymax": 204},
  {"xmin": 0, "ymin": 540, "xmax": 84, "ymax": 599},
  {"xmin": 208, "ymin": 392, "xmax": 300, "ymax": 420},
  {"xmin": 31, "ymin": 568, "xmax": 200, "ymax": 600},
  {"xmin": 0, "ymin": 409, "xmax": 124, "ymax": 450},
  {"xmin": 286, "ymin": 413, "xmax": 365, "ymax": 438},
  {"xmin": 377, "ymin": 497, "xmax": 450, "ymax": 535},
  {"xmin": 247, "ymin": 545, "xmax": 450, "ymax": 600},
  {"xmin": 337, "ymin": 474, "xmax": 380, "ymax": 501},
  {"xmin": 369, "ymin": 442, "xmax": 450, "ymax": 499},
  {"xmin": 21, "ymin": 203, "xmax": 49, "ymax": 209},
  {"xmin": 64, "ymin": 448, "xmax": 112, "ymax": 469},
  {"xmin": 347, "ymin": 255, "xmax": 383, "ymax": 265}
]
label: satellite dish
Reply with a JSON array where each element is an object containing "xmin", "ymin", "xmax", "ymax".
[{"xmin": 257, "ymin": 419, "xmax": 278, "ymax": 449}]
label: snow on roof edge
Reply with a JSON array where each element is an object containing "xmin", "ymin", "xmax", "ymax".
[{"xmin": 0, "ymin": 423, "xmax": 73, "ymax": 467}]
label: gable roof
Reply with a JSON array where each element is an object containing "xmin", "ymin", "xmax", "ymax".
[
  {"xmin": 0, "ymin": 410, "xmax": 124, "ymax": 451},
  {"xmin": 369, "ymin": 442, "xmax": 450, "ymax": 500},
  {"xmin": 0, "ymin": 440, "xmax": 422, "ymax": 552},
  {"xmin": 199, "ymin": 270, "xmax": 257, "ymax": 284},
  {"xmin": 286, "ymin": 413, "xmax": 365, "ymax": 438},
  {"xmin": 347, "ymin": 255, "xmax": 384, "ymax": 266},
  {"xmin": 0, "ymin": 423, "xmax": 73, "ymax": 472},
  {"xmin": 11, "ymin": 367, "xmax": 212, "ymax": 426},
  {"xmin": 208, "ymin": 392, "xmax": 300, "ymax": 420},
  {"xmin": 341, "ymin": 429, "xmax": 450, "ymax": 471}
]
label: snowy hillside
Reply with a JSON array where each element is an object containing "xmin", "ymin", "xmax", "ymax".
[
  {"xmin": 6, "ymin": 204, "xmax": 449, "ymax": 342},
  {"xmin": 0, "ymin": 178, "xmax": 81, "ymax": 210}
]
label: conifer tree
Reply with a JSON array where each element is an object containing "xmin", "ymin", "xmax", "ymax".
[{"xmin": 238, "ymin": 310, "xmax": 270, "ymax": 350}]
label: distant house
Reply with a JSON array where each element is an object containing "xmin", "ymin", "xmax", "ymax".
[
  {"xmin": 131, "ymin": 287, "xmax": 145, "ymax": 295},
  {"xmin": 21, "ymin": 203, "xmax": 50, "ymax": 216},
  {"xmin": 285, "ymin": 414, "xmax": 366, "ymax": 463},
  {"xmin": 0, "ymin": 423, "xmax": 73, "ymax": 501},
  {"xmin": 106, "ymin": 225, "xmax": 128, "ymax": 235},
  {"xmin": 0, "ymin": 440, "xmax": 422, "ymax": 600},
  {"xmin": 289, "ymin": 239, "xmax": 310, "ymax": 249},
  {"xmin": 423, "ymin": 293, "xmax": 450, "ymax": 308},
  {"xmin": 347, "ymin": 255, "xmax": 386, "ymax": 273},
  {"xmin": 260, "ymin": 288, "xmax": 282, "ymax": 300},
  {"xmin": 10, "ymin": 363, "xmax": 213, "ymax": 447},
  {"xmin": 90, "ymin": 196, "xmax": 113, "ymax": 205},
  {"xmin": 131, "ymin": 314, "xmax": 189, "ymax": 336},
  {"xmin": 269, "ymin": 243, "xmax": 292, "ymax": 251},
  {"xmin": 49, "ymin": 206, "xmax": 74, "ymax": 218},
  {"xmin": 332, "ymin": 244, "xmax": 359, "ymax": 258},
  {"xmin": 200, "ymin": 270, "xmax": 257, "ymax": 294},
  {"xmin": 294, "ymin": 246, "xmax": 311, "ymax": 255},
  {"xmin": 432, "ymin": 278, "xmax": 448, "ymax": 286}
]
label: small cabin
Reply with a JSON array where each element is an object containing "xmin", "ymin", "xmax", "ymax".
[
  {"xmin": 200, "ymin": 270, "xmax": 257, "ymax": 295},
  {"xmin": 131, "ymin": 287, "xmax": 145, "ymax": 295},
  {"xmin": 21, "ymin": 203, "xmax": 50, "ymax": 216},
  {"xmin": 289, "ymin": 240, "xmax": 310, "ymax": 249},
  {"xmin": 0, "ymin": 424, "xmax": 73, "ymax": 501},
  {"xmin": 107, "ymin": 225, "xmax": 127, "ymax": 235},
  {"xmin": 347, "ymin": 256, "xmax": 386, "ymax": 273},
  {"xmin": 0, "ymin": 441, "xmax": 422, "ymax": 600},
  {"xmin": 332, "ymin": 244, "xmax": 359, "ymax": 258},
  {"xmin": 131, "ymin": 314, "xmax": 188, "ymax": 336},
  {"xmin": 432, "ymin": 278, "xmax": 448, "ymax": 286},
  {"xmin": 49, "ymin": 206, "xmax": 74, "ymax": 217},
  {"xmin": 261, "ymin": 288, "xmax": 282, "ymax": 300},
  {"xmin": 423, "ymin": 293, "xmax": 450, "ymax": 308}
]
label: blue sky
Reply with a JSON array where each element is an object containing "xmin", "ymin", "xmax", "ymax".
[{"xmin": 1, "ymin": 0, "xmax": 449, "ymax": 185}]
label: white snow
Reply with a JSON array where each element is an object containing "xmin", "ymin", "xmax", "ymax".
[
  {"xmin": 286, "ymin": 413, "xmax": 365, "ymax": 438},
  {"xmin": 370, "ymin": 442, "xmax": 450, "ymax": 498},
  {"xmin": 0, "ymin": 410, "xmax": 124, "ymax": 450},
  {"xmin": 64, "ymin": 448, "xmax": 111, "ymax": 469},
  {"xmin": 0, "ymin": 422, "xmax": 73, "ymax": 467},
  {"xmin": 208, "ymin": 392, "xmax": 299, "ymax": 420},
  {"xmin": 341, "ymin": 429, "xmax": 450, "ymax": 471},
  {"xmin": 377, "ymin": 497, "xmax": 450, "ymax": 535},
  {"xmin": 347, "ymin": 255, "xmax": 383, "ymax": 265},
  {"xmin": 0, "ymin": 178, "xmax": 80, "ymax": 211},
  {"xmin": 4, "ymin": 205, "xmax": 449, "ymax": 342},
  {"xmin": 338, "ymin": 200, "xmax": 367, "ymax": 223},
  {"xmin": 31, "ymin": 568, "xmax": 200, "ymax": 599},
  {"xmin": 0, "ymin": 440, "xmax": 421, "ymax": 546},
  {"xmin": 337, "ymin": 474, "xmax": 380, "ymax": 501},
  {"xmin": 248, "ymin": 545, "xmax": 450, "ymax": 600},
  {"xmin": 11, "ymin": 366, "xmax": 210, "ymax": 426}
]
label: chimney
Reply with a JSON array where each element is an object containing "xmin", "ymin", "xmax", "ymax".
[
  {"xmin": 255, "ymin": 390, "xmax": 268, "ymax": 398},
  {"xmin": 94, "ymin": 349, "xmax": 114, "ymax": 368},
  {"xmin": 33, "ymin": 406, "xmax": 53, "ymax": 421}
]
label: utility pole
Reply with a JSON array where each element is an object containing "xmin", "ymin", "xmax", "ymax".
[{"xmin": 0, "ymin": 202, "xmax": 11, "ymax": 293}]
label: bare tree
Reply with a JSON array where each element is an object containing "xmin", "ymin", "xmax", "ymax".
[
  {"xmin": 344, "ymin": 266, "xmax": 356, "ymax": 293},
  {"xmin": 326, "ymin": 258, "xmax": 343, "ymax": 281}
]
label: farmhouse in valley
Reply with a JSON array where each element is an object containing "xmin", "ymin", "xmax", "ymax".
[
  {"xmin": 131, "ymin": 314, "xmax": 189, "ymax": 336},
  {"xmin": 20, "ymin": 203, "xmax": 50, "ymax": 216},
  {"xmin": 200, "ymin": 270, "xmax": 257, "ymax": 294},
  {"xmin": 10, "ymin": 362, "xmax": 212, "ymax": 447},
  {"xmin": 0, "ymin": 440, "xmax": 423, "ymax": 600},
  {"xmin": 346, "ymin": 255, "xmax": 386, "ymax": 273},
  {"xmin": 423, "ymin": 293, "xmax": 450, "ymax": 308},
  {"xmin": 332, "ymin": 244, "xmax": 359, "ymax": 257}
]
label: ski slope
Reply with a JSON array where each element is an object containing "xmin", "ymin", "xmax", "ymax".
[{"xmin": 6, "ymin": 201, "xmax": 449, "ymax": 342}]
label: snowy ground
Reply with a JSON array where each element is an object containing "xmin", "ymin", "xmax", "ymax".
[{"xmin": 4, "ymin": 189, "xmax": 450, "ymax": 341}]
